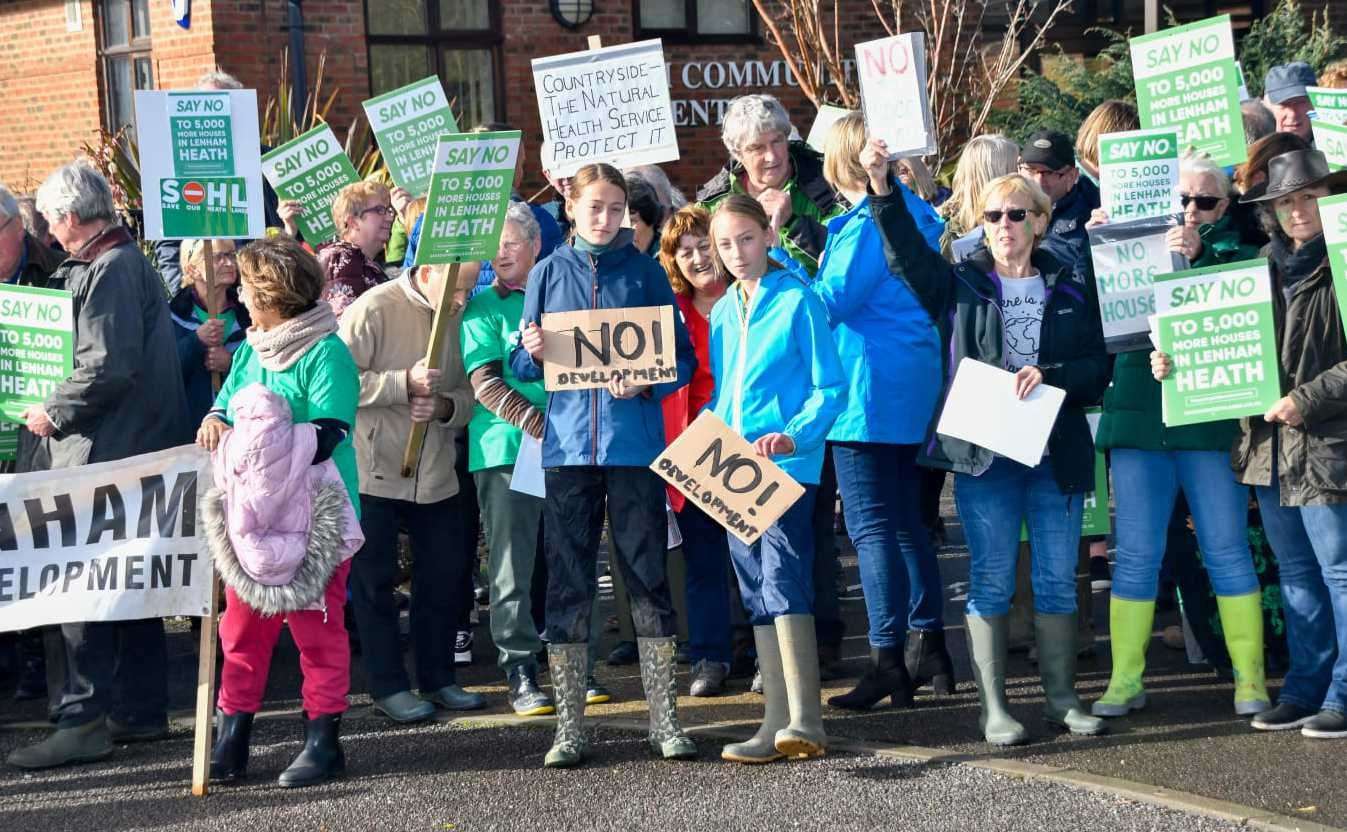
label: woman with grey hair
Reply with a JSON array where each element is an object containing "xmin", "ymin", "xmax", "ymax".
[{"xmin": 695, "ymin": 94, "xmax": 841, "ymax": 275}]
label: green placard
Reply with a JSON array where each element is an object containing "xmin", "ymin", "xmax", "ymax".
[
  {"xmin": 262, "ymin": 124, "xmax": 361, "ymax": 244},
  {"xmin": 1098, "ymin": 128, "xmax": 1181, "ymax": 221},
  {"xmin": 362, "ymin": 77, "xmax": 459, "ymax": 197},
  {"xmin": 413, "ymin": 130, "xmax": 521, "ymax": 266},
  {"xmin": 0, "ymin": 422, "xmax": 16, "ymax": 463},
  {"xmin": 1313, "ymin": 120, "xmax": 1347, "ymax": 171},
  {"xmin": 168, "ymin": 92, "xmax": 235, "ymax": 177},
  {"xmin": 1309, "ymin": 86, "xmax": 1347, "ymax": 125},
  {"xmin": 1130, "ymin": 16, "xmax": 1246, "ymax": 166},
  {"xmin": 157, "ymin": 177, "xmax": 254, "ymax": 238},
  {"xmin": 1321, "ymin": 194, "xmax": 1347, "ymax": 341},
  {"xmin": 0, "ymin": 284, "xmax": 75, "ymax": 425},
  {"xmin": 1154, "ymin": 259, "xmax": 1279, "ymax": 426}
]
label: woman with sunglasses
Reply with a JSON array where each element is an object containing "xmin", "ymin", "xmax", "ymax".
[
  {"xmin": 1087, "ymin": 152, "xmax": 1268, "ymax": 721},
  {"xmin": 318, "ymin": 181, "xmax": 394, "ymax": 320},
  {"xmin": 867, "ymin": 139, "xmax": 1110, "ymax": 746}
]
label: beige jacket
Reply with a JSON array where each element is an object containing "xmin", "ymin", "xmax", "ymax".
[{"xmin": 338, "ymin": 274, "xmax": 474, "ymax": 503}]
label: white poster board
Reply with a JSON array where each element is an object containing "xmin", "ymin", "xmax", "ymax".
[
  {"xmin": 854, "ymin": 33, "xmax": 937, "ymax": 160},
  {"xmin": 935, "ymin": 358, "xmax": 1066, "ymax": 467}
]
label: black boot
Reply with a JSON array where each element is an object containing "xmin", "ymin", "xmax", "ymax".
[
  {"xmin": 827, "ymin": 647, "xmax": 913, "ymax": 710},
  {"xmin": 904, "ymin": 629, "xmax": 956, "ymax": 695},
  {"xmin": 209, "ymin": 710, "xmax": 254, "ymax": 783},
  {"xmin": 277, "ymin": 714, "xmax": 345, "ymax": 788}
]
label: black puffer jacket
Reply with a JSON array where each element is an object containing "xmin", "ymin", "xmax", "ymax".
[
  {"xmin": 1233, "ymin": 238, "xmax": 1347, "ymax": 505},
  {"xmin": 870, "ymin": 183, "xmax": 1110, "ymax": 493}
]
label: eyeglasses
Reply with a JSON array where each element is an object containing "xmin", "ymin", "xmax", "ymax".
[
  {"xmin": 1018, "ymin": 164, "xmax": 1069, "ymax": 178},
  {"xmin": 982, "ymin": 208, "xmax": 1035, "ymax": 224},
  {"xmin": 359, "ymin": 205, "xmax": 395, "ymax": 218},
  {"xmin": 1180, "ymin": 194, "xmax": 1223, "ymax": 211},
  {"xmin": 498, "ymin": 239, "xmax": 528, "ymax": 252},
  {"xmin": 212, "ymin": 251, "xmax": 237, "ymax": 267}
]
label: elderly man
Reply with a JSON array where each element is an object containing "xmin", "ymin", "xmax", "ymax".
[
  {"xmin": 459, "ymin": 203, "xmax": 554, "ymax": 716},
  {"xmin": 338, "ymin": 258, "xmax": 484, "ymax": 722},
  {"xmin": 1264, "ymin": 62, "xmax": 1317, "ymax": 143},
  {"xmin": 6, "ymin": 162, "xmax": 190, "ymax": 770},
  {"xmin": 1017, "ymin": 129, "xmax": 1101, "ymax": 282},
  {"xmin": 696, "ymin": 94, "xmax": 841, "ymax": 275},
  {"xmin": 0, "ymin": 186, "xmax": 64, "ymax": 289}
]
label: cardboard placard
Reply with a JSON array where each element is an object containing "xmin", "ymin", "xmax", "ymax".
[
  {"xmin": 540, "ymin": 305, "xmax": 677, "ymax": 391},
  {"xmin": 854, "ymin": 33, "xmax": 937, "ymax": 160},
  {"xmin": 533, "ymin": 39, "xmax": 677, "ymax": 177},
  {"xmin": 650, "ymin": 410, "xmax": 805, "ymax": 545},
  {"xmin": 1087, "ymin": 216, "xmax": 1187, "ymax": 352},
  {"xmin": 413, "ymin": 130, "xmax": 521, "ymax": 265},
  {"xmin": 1320, "ymin": 193, "xmax": 1347, "ymax": 341},
  {"xmin": 1313, "ymin": 120, "xmax": 1347, "ymax": 171},
  {"xmin": 1098, "ymin": 128, "xmax": 1181, "ymax": 222},
  {"xmin": 260, "ymin": 124, "xmax": 361, "ymax": 244},
  {"xmin": 1154, "ymin": 259, "xmax": 1280, "ymax": 426},
  {"xmin": 1308, "ymin": 86, "xmax": 1347, "ymax": 125},
  {"xmin": 362, "ymin": 76, "xmax": 459, "ymax": 196},
  {"xmin": 1130, "ymin": 15, "xmax": 1246, "ymax": 166},
  {"xmin": 135, "ymin": 90, "xmax": 266, "ymax": 240}
]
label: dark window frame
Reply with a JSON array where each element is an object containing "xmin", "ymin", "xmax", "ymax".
[
  {"xmin": 632, "ymin": 0, "xmax": 762, "ymax": 45},
  {"xmin": 95, "ymin": 0, "xmax": 154, "ymax": 137},
  {"xmin": 363, "ymin": 0, "xmax": 507, "ymax": 125}
]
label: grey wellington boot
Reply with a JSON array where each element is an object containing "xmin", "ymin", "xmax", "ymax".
[
  {"xmin": 544, "ymin": 642, "xmax": 589, "ymax": 768},
  {"xmin": 722, "ymin": 626, "xmax": 788, "ymax": 764},
  {"xmin": 966, "ymin": 614, "xmax": 1029, "ymax": 746},
  {"xmin": 1035, "ymin": 613, "xmax": 1107, "ymax": 736},
  {"xmin": 5, "ymin": 717, "xmax": 113, "ymax": 770},
  {"xmin": 637, "ymin": 637, "xmax": 697, "ymax": 760},
  {"xmin": 773, "ymin": 614, "xmax": 827, "ymax": 759}
]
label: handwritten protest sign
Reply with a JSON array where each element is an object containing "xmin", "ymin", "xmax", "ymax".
[
  {"xmin": 541, "ymin": 305, "xmax": 677, "ymax": 391},
  {"xmin": 1313, "ymin": 119, "xmax": 1347, "ymax": 171},
  {"xmin": 1155, "ymin": 259, "xmax": 1279, "ymax": 426},
  {"xmin": 136, "ymin": 89, "xmax": 265, "ymax": 240},
  {"xmin": 651, "ymin": 410, "xmax": 805, "ymax": 545},
  {"xmin": 806, "ymin": 105, "xmax": 850, "ymax": 153},
  {"xmin": 0, "ymin": 445, "xmax": 212, "ymax": 632},
  {"xmin": 1309, "ymin": 86, "xmax": 1347, "ymax": 125},
  {"xmin": 1131, "ymin": 15, "xmax": 1246, "ymax": 166},
  {"xmin": 1321, "ymin": 194, "xmax": 1347, "ymax": 340},
  {"xmin": 533, "ymin": 39, "xmax": 677, "ymax": 177},
  {"xmin": 0, "ymin": 284, "xmax": 74, "ymax": 428},
  {"xmin": 362, "ymin": 77, "xmax": 459, "ymax": 196},
  {"xmin": 413, "ymin": 130, "xmax": 520, "ymax": 265},
  {"xmin": 1098, "ymin": 128, "xmax": 1181, "ymax": 221},
  {"xmin": 854, "ymin": 33, "xmax": 937, "ymax": 160},
  {"xmin": 261, "ymin": 124, "xmax": 360, "ymax": 244},
  {"xmin": 1088, "ymin": 217, "xmax": 1186, "ymax": 352}
]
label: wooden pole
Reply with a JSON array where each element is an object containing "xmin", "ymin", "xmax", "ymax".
[
  {"xmin": 201, "ymin": 240, "xmax": 222, "ymax": 393},
  {"xmin": 1144, "ymin": 0, "xmax": 1159, "ymax": 33},
  {"xmin": 400, "ymin": 262, "xmax": 462, "ymax": 478}
]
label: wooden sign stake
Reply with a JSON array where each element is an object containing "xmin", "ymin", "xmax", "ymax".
[
  {"xmin": 201, "ymin": 240, "xmax": 222, "ymax": 394},
  {"xmin": 190, "ymin": 560, "xmax": 221, "ymax": 796},
  {"xmin": 400, "ymin": 262, "xmax": 462, "ymax": 477},
  {"xmin": 587, "ymin": 35, "xmax": 603, "ymax": 50}
]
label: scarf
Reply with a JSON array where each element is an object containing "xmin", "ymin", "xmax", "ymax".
[
  {"xmin": 247, "ymin": 301, "xmax": 338, "ymax": 372},
  {"xmin": 573, "ymin": 235, "xmax": 618, "ymax": 255},
  {"xmin": 1271, "ymin": 234, "xmax": 1328, "ymax": 302}
]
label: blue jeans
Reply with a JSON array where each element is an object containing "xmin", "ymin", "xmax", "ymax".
[
  {"xmin": 1254, "ymin": 478, "xmax": 1347, "ymax": 714},
  {"xmin": 955, "ymin": 458, "xmax": 1082, "ymax": 617},
  {"xmin": 1111, "ymin": 449, "xmax": 1258, "ymax": 601},
  {"xmin": 729, "ymin": 487, "xmax": 817, "ymax": 625},
  {"xmin": 678, "ymin": 502, "xmax": 734, "ymax": 664},
  {"xmin": 833, "ymin": 442, "xmax": 945, "ymax": 648}
]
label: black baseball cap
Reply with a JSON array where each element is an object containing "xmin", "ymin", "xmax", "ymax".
[{"xmin": 1019, "ymin": 130, "xmax": 1075, "ymax": 170}]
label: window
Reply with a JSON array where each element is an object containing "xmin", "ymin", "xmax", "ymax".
[
  {"xmin": 635, "ymin": 0, "xmax": 757, "ymax": 42},
  {"xmin": 97, "ymin": 0, "xmax": 154, "ymax": 140},
  {"xmin": 365, "ymin": 0, "xmax": 503, "ymax": 129}
]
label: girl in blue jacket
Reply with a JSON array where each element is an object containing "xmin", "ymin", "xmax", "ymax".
[
  {"xmin": 511, "ymin": 163, "xmax": 697, "ymax": 769},
  {"xmin": 708, "ymin": 195, "xmax": 847, "ymax": 765}
]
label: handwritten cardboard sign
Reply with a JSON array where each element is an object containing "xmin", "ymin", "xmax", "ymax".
[
  {"xmin": 541, "ymin": 305, "xmax": 677, "ymax": 391},
  {"xmin": 650, "ymin": 411, "xmax": 805, "ymax": 545},
  {"xmin": 854, "ymin": 33, "xmax": 937, "ymax": 160},
  {"xmin": 532, "ymin": 39, "xmax": 678, "ymax": 177}
]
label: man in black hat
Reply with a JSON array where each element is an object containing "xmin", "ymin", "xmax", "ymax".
[
  {"xmin": 1017, "ymin": 129, "xmax": 1101, "ymax": 283},
  {"xmin": 1263, "ymin": 62, "xmax": 1317, "ymax": 143}
]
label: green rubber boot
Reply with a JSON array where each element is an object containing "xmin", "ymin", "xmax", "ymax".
[
  {"xmin": 1092, "ymin": 597, "xmax": 1155, "ymax": 717},
  {"xmin": 1216, "ymin": 592, "xmax": 1271, "ymax": 716},
  {"xmin": 1036, "ymin": 613, "xmax": 1107, "ymax": 736},
  {"xmin": 965, "ymin": 615, "xmax": 1028, "ymax": 746}
]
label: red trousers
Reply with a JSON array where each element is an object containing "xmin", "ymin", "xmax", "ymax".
[{"xmin": 217, "ymin": 560, "xmax": 351, "ymax": 717}]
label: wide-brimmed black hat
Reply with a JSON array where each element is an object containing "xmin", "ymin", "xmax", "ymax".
[{"xmin": 1241, "ymin": 149, "xmax": 1347, "ymax": 203}]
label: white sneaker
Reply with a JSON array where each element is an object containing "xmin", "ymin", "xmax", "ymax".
[{"xmin": 454, "ymin": 629, "xmax": 474, "ymax": 666}]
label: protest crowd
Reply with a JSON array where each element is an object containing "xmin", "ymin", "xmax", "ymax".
[{"xmin": 4, "ymin": 19, "xmax": 1347, "ymax": 799}]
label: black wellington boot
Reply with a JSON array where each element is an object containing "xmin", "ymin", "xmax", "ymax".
[
  {"xmin": 209, "ymin": 710, "xmax": 254, "ymax": 783},
  {"xmin": 905, "ymin": 629, "xmax": 956, "ymax": 695},
  {"xmin": 827, "ymin": 646, "xmax": 913, "ymax": 710},
  {"xmin": 277, "ymin": 714, "xmax": 345, "ymax": 788}
]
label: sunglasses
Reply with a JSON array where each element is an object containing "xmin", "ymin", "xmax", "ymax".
[
  {"xmin": 983, "ymin": 209, "xmax": 1035, "ymax": 224},
  {"xmin": 1180, "ymin": 194, "xmax": 1223, "ymax": 210}
]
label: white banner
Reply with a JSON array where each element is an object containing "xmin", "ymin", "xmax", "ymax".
[{"xmin": 0, "ymin": 445, "xmax": 213, "ymax": 632}]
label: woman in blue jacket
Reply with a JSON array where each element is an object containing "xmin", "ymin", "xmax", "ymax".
[
  {"xmin": 512, "ymin": 163, "xmax": 698, "ymax": 769},
  {"xmin": 709, "ymin": 195, "xmax": 847, "ymax": 764},
  {"xmin": 812, "ymin": 112, "xmax": 953, "ymax": 710},
  {"xmin": 169, "ymin": 238, "xmax": 250, "ymax": 425}
]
